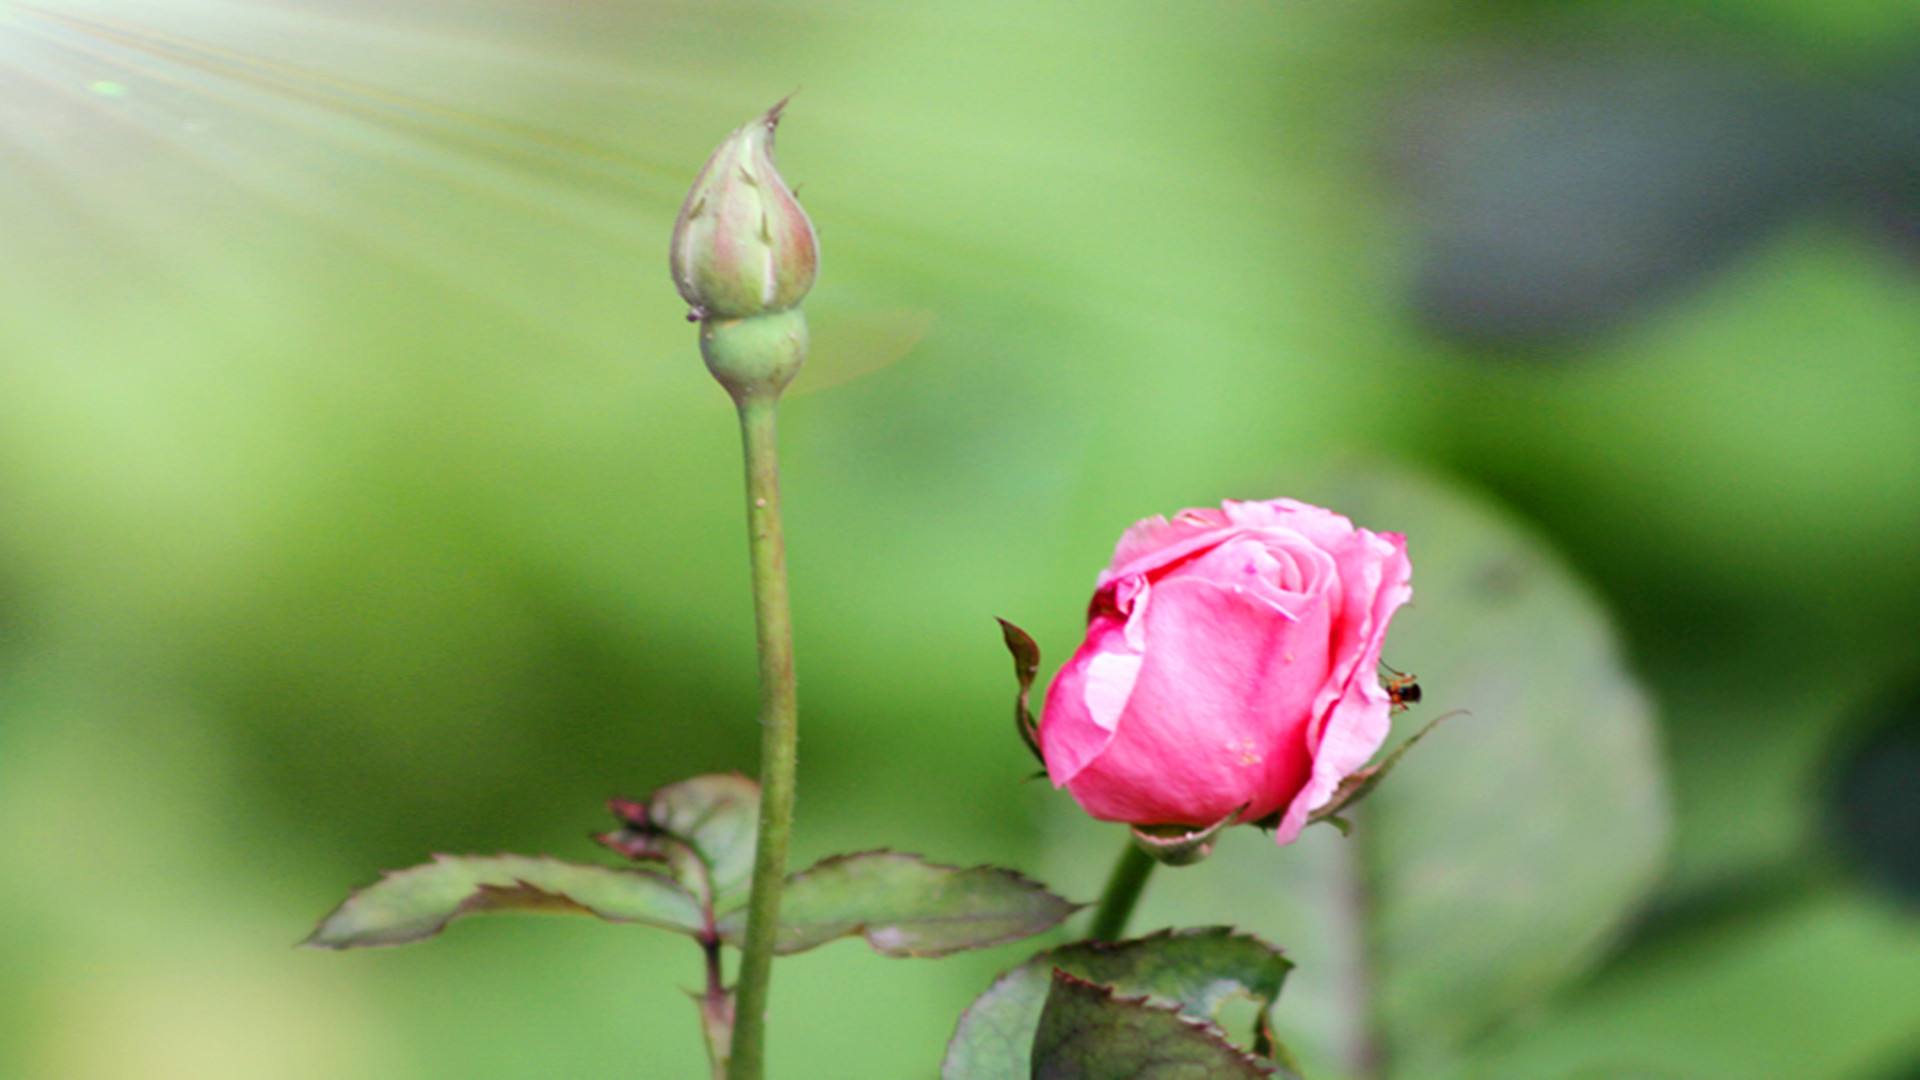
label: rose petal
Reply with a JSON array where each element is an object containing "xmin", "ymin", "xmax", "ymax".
[
  {"xmin": 1097, "ymin": 509, "xmax": 1242, "ymax": 591},
  {"xmin": 1224, "ymin": 498, "xmax": 1357, "ymax": 540},
  {"xmin": 1109, "ymin": 507, "xmax": 1230, "ymax": 567},
  {"xmin": 1046, "ymin": 499, "xmax": 1414, "ymax": 840},
  {"xmin": 1084, "ymin": 652, "xmax": 1143, "ymax": 733},
  {"xmin": 1060, "ymin": 576, "xmax": 1334, "ymax": 825},
  {"xmin": 1039, "ymin": 615, "xmax": 1142, "ymax": 786},
  {"xmin": 1271, "ymin": 531, "xmax": 1412, "ymax": 843}
]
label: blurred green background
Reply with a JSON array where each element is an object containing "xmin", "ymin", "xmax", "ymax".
[{"xmin": 2, "ymin": 1, "xmax": 1917, "ymax": 1077}]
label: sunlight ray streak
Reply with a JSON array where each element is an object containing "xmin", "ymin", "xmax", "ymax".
[
  {"xmin": 19, "ymin": 4, "xmax": 685, "ymax": 195},
  {"xmin": 2, "ymin": 5, "xmax": 678, "ymax": 354}
]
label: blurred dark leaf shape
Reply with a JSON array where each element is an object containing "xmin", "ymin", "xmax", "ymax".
[
  {"xmin": 1051, "ymin": 467, "xmax": 1670, "ymax": 1074},
  {"xmin": 1028, "ymin": 971, "xmax": 1283, "ymax": 1080},
  {"xmin": 1826, "ymin": 674, "xmax": 1920, "ymax": 905},
  {"xmin": 944, "ymin": 928, "xmax": 1292, "ymax": 1080},
  {"xmin": 1318, "ymin": 467, "xmax": 1669, "ymax": 1068},
  {"xmin": 1392, "ymin": 45, "xmax": 1911, "ymax": 348},
  {"xmin": 303, "ymin": 853, "xmax": 704, "ymax": 948},
  {"xmin": 715, "ymin": 850, "xmax": 1081, "ymax": 958}
]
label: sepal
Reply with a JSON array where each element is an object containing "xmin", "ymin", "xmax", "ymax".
[
  {"xmin": 996, "ymin": 617, "xmax": 1045, "ymax": 764},
  {"xmin": 1129, "ymin": 804, "xmax": 1246, "ymax": 866},
  {"xmin": 1305, "ymin": 711, "xmax": 1454, "ymax": 833}
]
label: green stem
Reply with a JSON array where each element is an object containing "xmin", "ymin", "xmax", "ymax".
[
  {"xmin": 724, "ymin": 394, "xmax": 799, "ymax": 1080},
  {"xmin": 1088, "ymin": 840, "xmax": 1156, "ymax": 941}
]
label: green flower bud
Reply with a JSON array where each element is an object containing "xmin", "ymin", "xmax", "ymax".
[{"xmin": 670, "ymin": 100, "xmax": 818, "ymax": 320}]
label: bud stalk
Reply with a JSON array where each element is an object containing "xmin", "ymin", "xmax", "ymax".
[{"xmin": 667, "ymin": 102, "xmax": 818, "ymax": 1080}]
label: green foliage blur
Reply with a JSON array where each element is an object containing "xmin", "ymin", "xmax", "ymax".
[{"xmin": 2, "ymin": 1, "xmax": 1917, "ymax": 1077}]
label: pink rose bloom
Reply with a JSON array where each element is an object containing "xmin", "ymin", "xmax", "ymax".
[{"xmin": 1039, "ymin": 499, "xmax": 1413, "ymax": 845}]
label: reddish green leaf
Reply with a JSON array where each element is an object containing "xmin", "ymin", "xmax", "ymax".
[
  {"xmin": 304, "ymin": 854, "xmax": 703, "ymax": 949},
  {"xmin": 1030, "ymin": 971, "xmax": 1277, "ymax": 1079},
  {"xmin": 715, "ymin": 850, "xmax": 1079, "ymax": 957},
  {"xmin": 944, "ymin": 928, "xmax": 1291, "ymax": 1080}
]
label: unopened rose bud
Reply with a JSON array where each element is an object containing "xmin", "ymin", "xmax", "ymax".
[
  {"xmin": 1039, "ymin": 499, "xmax": 1414, "ymax": 847},
  {"xmin": 670, "ymin": 100, "xmax": 818, "ymax": 321}
]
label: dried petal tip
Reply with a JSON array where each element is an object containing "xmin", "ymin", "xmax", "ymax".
[{"xmin": 669, "ymin": 101, "xmax": 818, "ymax": 320}]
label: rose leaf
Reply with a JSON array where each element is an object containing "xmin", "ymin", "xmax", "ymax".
[
  {"xmin": 1028, "ymin": 970, "xmax": 1282, "ymax": 1079},
  {"xmin": 714, "ymin": 850, "xmax": 1079, "ymax": 957},
  {"xmin": 303, "ymin": 853, "xmax": 705, "ymax": 949},
  {"xmin": 943, "ymin": 927, "xmax": 1292, "ymax": 1080}
]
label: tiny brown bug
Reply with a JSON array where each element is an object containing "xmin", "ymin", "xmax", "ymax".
[{"xmin": 1381, "ymin": 663, "xmax": 1421, "ymax": 712}]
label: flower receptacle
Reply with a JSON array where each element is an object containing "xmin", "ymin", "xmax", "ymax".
[{"xmin": 701, "ymin": 308, "xmax": 808, "ymax": 405}]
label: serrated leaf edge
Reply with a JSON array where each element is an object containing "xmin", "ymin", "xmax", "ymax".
[
  {"xmin": 1039, "ymin": 970, "xmax": 1279, "ymax": 1077},
  {"xmin": 301, "ymin": 852, "xmax": 698, "ymax": 950},
  {"xmin": 795, "ymin": 849, "xmax": 1083, "ymax": 959},
  {"xmin": 945, "ymin": 926, "xmax": 1293, "ymax": 1077},
  {"xmin": 718, "ymin": 848, "xmax": 1084, "ymax": 958}
]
